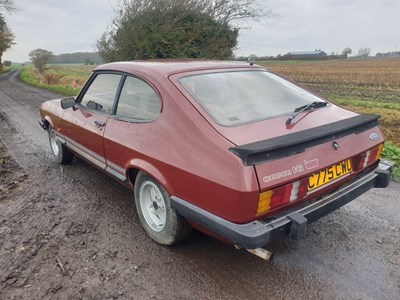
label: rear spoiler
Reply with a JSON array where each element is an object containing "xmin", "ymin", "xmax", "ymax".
[{"xmin": 229, "ymin": 114, "xmax": 380, "ymax": 166}]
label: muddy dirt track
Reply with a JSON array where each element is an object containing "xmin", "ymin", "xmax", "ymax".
[{"xmin": 0, "ymin": 70, "xmax": 399, "ymax": 300}]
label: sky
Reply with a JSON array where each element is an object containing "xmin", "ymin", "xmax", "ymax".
[{"xmin": 3, "ymin": 0, "xmax": 400, "ymax": 62}]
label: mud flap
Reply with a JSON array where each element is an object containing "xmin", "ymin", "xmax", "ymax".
[
  {"xmin": 375, "ymin": 161, "xmax": 393, "ymax": 188},
  {"xmin": 375, "ymin": 169, "xmax": 391, "ymax": 188},
  {"xmin": 288, "ymin": 213, "xmax": 308, "ymax": 240},
  {"xmin": 38, "ymin": 119, "xmax": 48, "ymax": 130}
]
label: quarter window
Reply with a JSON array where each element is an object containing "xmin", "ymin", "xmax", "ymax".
[
  {"xmin": 116, "ymin": 76, "xmax": 161, "ymax": 121},
  {"xmin": 80, "ymin": 73, "xmax": 122, "ymax": 114}
]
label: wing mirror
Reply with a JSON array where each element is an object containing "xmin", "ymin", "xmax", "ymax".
[{"xmin": 61, "ymin": 97, "xmax": 77, "ymax": 110}]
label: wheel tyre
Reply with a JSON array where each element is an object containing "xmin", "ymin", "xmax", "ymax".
[
  {"xmin": 134, "ymin": 171, "xmax": 191, "ymax": 245},
  {"xmin": 48, "ymin": 125, "xmax": 74, "ymax": 164}
]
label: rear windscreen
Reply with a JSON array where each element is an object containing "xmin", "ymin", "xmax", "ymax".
[{"xmin": 179, "ymin": 70, "xmax": 325, "ymax": 126}]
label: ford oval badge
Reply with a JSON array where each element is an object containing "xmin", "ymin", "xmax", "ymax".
[{"xmin": 370, "ymin": 133, "xmax": 378, "ymax": 141}]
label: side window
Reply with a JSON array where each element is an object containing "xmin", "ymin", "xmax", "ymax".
[
  {"xmin": 80, "ymin": 73, "xmax": 122, "ymax": 114},
  {"xmin": 116, "ymin": 76, "xmax": 161, "ymax": 121}
]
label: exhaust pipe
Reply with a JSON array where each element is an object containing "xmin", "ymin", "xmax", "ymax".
[{"xmin": 235, "ymin": 245, "xmax": 274, "ymax": 261}]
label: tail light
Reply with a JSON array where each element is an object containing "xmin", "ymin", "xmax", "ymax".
[
  {"xmin": 354, "ymin": 143, "xmax": 384, "ymax": 171},
  {"xmin": 256, "ymin": 178, "xmax": 308, "ymax": 216},
  {"xmin": 256, "ymin": 143, "xmax": 384, "ymax": 216}
]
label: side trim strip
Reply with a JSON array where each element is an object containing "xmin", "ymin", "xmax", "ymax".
[
  {"xmin": 105, "ymin": 160, "xmax": 127, "ymax": 182},
  {"xmin": 57, "ymin": 133, "xmax": 128, "ymax": 183},
  {"xmin": 107, "ymin": 160, "xmax": 126, "ymax": 175},
  {"xmin": 229, "ymin": 114, "xmax": 380, "ymax": 165},
  {"xmin": 105, "ymin": 167, "xmax": 127, "ymax": 182},
  {"xmin": 57, "ymin": 134, "xmax": 107, "ymax": 170}
]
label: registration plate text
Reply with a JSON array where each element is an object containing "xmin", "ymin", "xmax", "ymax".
[{"xmin": 308, "ymin": 159, "xmax": 352, "ymax": 191}]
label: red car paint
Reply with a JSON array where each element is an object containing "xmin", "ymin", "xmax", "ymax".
[{"xmin": 39, "ymin": 60, "xmax": 391, "ymax": 248}]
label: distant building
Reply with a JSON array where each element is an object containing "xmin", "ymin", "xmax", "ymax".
[
  {"xmin": 376, "ymin": 51, "xmax": 400, "ymax": 58},
  {"xmin": 286, "ymin": 49, "xmax": 327, "ymax": 60}
]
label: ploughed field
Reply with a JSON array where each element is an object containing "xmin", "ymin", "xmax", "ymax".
[{"xmin": 261, "ymin": 58, "xmax": 400, "ymax": 147}]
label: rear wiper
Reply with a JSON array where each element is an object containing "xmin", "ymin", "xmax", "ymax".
[{"xmin": 286, "ymin": 101, "xmax": 328, "ymax": 124}]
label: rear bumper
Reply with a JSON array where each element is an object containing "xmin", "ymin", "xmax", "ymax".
[{"xmin": 170, "ymin": 160, "xmax": 394, "ymax": 249}]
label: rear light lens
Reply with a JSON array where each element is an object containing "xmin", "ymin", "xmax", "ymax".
[
  {"xmin": 375, "ymin": 144, "xmax": 384, "ymax": 160},
  {"xmin": 354, "ymin": 143, "xmax": 384, "ymax": 171},
  {"xmin": 256, "ymin": 191, "xmax": 272, "ymax": 215},
  {"xmin": 256, "ymin": 178, "xmax": 308, "ymax": 216}
]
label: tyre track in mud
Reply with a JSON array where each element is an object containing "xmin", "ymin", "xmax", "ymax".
[
  {"xmin": 0, "ymin": 73, "xmax": 62, "ymax": 280},
  {"xmin": 0, "ymin": 75, "xmax": 66, "ymax": 293},
  {"xmin": 0, "ymin": 71, "xmax": 108, "ymax": 297},
  {"xmin": 0, "ymin": 70, "xmax": 399, "ymax": 299}
]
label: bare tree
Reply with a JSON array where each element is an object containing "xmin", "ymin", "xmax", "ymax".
[
  {"xmin": 195, "ymin": 0, "xmax": 278, "ymax": 27},
  {"xmin": 357, "ymin": 47, "xmax": 370, "ymax": 58},
  {"xmin": 0, "ymin": 0, "xmax": 17, "ymax": 14},
  {"xmin": 113, "ymin": 0, "xmax": 277, "ymax": 28}
]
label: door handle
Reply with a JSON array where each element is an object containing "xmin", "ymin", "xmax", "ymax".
[{"xmin": 95, "ymin": 120, "xmax": 106, "ymax": 127}]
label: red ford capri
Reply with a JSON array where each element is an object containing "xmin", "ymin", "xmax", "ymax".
[{"xmin": 39, "ymin": 60, "xmax": 393, "ymax": 258}]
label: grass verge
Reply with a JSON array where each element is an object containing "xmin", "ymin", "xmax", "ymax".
[
  {"xmin": 0, "ymin": 67, "xmax": 11, "ymax": 74},
  {"xmin": 381, "ymin": 142, "xmax": 400, "ymax": 182},
  {"xmin": 1, "ymin": 64, "xmax": 30, "ymax": 74},
  {"xmin": 19, "ymin": 68, "xmax": 82, "ymax": 96},
  {"xmin": 331, "ymin": 98, "xmax": 400, "ymax": 182},
  {"xmin": 330, "ymin": 97, "xmax": 400, "ymax": 110}
]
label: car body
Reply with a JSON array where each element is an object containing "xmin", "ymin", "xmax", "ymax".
[{"xmin": 39, "ymin": 60, "xmax": 393, "ymax": 251}]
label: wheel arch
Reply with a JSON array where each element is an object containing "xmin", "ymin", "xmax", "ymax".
[
  {"xmin": 42, "ymin": 115, "xmax": 54, "ymax": 129},
  {"xmin": 126, "ymin": 159, "xmax": 173, "ymax": 194}
]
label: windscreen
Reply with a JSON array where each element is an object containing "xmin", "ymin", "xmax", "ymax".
[{"xmin": 179, "ymin": 70, "xmax": 325, "ymax": 126}]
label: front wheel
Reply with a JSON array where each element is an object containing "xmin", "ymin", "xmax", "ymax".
[
  {"xmin": 134, "ymin": 171, "xmax": 191, "ymax": 245},
  {"xmin": 48, "ymin": 125, "xmax": 74, "ymax": 164}
]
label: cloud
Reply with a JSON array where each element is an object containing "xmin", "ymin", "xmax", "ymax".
[
  {"xmin": 4, "ymin": 0, "xmax": 117, "ymax": 62},
  {"xmin": 237, "ymin": 0, "xmax": 400, "ymax": 56}
]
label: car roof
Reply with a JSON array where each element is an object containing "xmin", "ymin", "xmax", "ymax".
[{"xmin": 95, "ymin": 59, "xmax": 263, "ymax": 77}]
